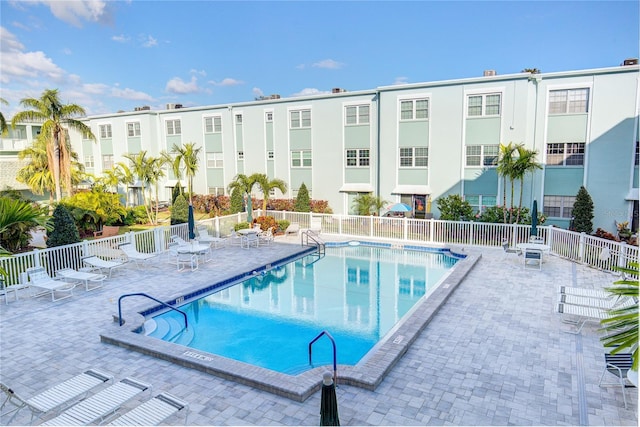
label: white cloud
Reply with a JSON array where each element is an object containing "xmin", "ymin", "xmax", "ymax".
[
  {"xmin": 37, "ymin": 0, "xmax": 112, "ymax": 28},
  {"xmin": 208, "ymin": 78, "xmax": 243, "ymax": 87},
  {"xmin": 112, "ymin": 34, "xmax": 130, "ymax": 43},
  {"xmin": 83, "ymin": 83, "xmax": 109, "ymax": 95},
  {"xmin": 291, "ymin": 88, "xmax": 329, "ymax": 97},
  {"xmin": 0, "ymin": 27, "xmax": 65, "ymax": 84},
  {"xmin": 312, "ymin": 59, "xmax": 344, "ymax": 70},
  {"xmin": 1, "ymin": 26, "xmax": 25, "ymax": 51},
  {"xmin": 190, "ymin": 69, "xmax": 207, "ymax": 77},
  {"xmin": 165, "ymin": 76, "xmax": 199, "ymax": 94},
  {"xmin": 141, "ymin": 35, "xmax": 157, "ymax": 48},
  {"xmin": 253, "ymin": 87, "xmax": 264, "ymax": 98},
  {"xmin": 62, "ymin": 47, "xmax": 72, "ymax": 55},
  {"xmin": 111, "ymin": 87, "xmax": 154, "ymax": 101},
  {"xmin": 392, "ymin": 76, "xmax": 409, "ymax": 85}
]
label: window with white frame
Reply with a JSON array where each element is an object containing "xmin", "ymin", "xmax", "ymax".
[
  {"xmin": 206, "ymin": 152, "xmax": 223, "ymax": 168},
  {"xmin": 290, "ymin": 109, "xmax": 311, "ymax": 128},
  {"xmin": 126, "ymin": 122, "xmax": 140, "ymax": 137},
  {"xmin": 345, "ymin": 105, "xmax": 370, "ymax": 125},
  {"xmin": 399, "ymin": 147, "xmax": 429, "ymax": 167},
  {"xmin": 346, "ymin": 149, "xmax": 370, "ymax": 166},
  {"xmin": 548, "ymin": 88, "xmax": 589, "ymax": 114},
  {"xmin": 204, "ymin": 116, "xmax": 222, "ymax": 133},
  {"xmin": 546, "ymin": 142, "xmax": 585, "ymax": 166},
  {"xmin": 291, "ymin": 150, "xmax": 312, "ymax": 167},
  {"xmin": 265, "ymin": 112, "xmax": 273, "ymax": 122},
  {"xmin": 543, "ymin": 195, "xmax": 576, "ymax": 218},
  {"xmin": 465, "ymin": 195, "xmax": 497, "ymax": 214},
  {"xmin": 400, "ymin": 99, "xmax": 429, "ymax": 120},
  {"xmin": 166, "ymin": 119, "xmax": 181, "ymax": 135},
  {"xmin": 467, "ymin": 94, "xmax": 501, "ymax": 117},
  {"xmin": 465, "ymin": 145, "xmax": 498, "ymax": 166},
  {"xmin": 235, "ymin": 114, "xmax": 243, "ymax": 124},
  {"xmin": 267, "ymin": 150, "xmax": 274, "ymax": 160},
  {"xmin": 208, "ymin": 187, "xmax": 225, "ymax": 196},
  {"xmin": 84, "ymin": 155, "xmax": 94, "ymax": 168},
  {"xmin": 99, "ymin": 124, "xmax": 112, "ymax": 138},
  {"xmin": 237, "ymin": 151, "xmax": 244, "ymax": 160},
  {"xmin": 102, "ymin": 154, "xmax": 114, "ymax": 170}
]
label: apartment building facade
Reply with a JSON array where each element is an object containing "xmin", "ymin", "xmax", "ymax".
[{"xmin": 2, "ymin": 63, "xmax": 638, "ymax": 232}]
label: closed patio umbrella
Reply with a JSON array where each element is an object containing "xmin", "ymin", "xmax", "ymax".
[
  {"xmin": 320, "ymin": 371, "xmax": 340, "ymax": 426},
  {"xmin": 531, "ymin": 200, "xmax": 538, "ymax": 236},
  {"xmin": 188, "ymin": 205, "xmax": 196, "ymax": 240}
]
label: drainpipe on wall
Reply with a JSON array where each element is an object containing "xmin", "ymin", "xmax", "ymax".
[{"xmin": 375, "ymin": 90, "xmax": 381, "ymax": 198}]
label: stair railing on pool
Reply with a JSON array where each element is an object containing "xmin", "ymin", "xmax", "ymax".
[
  {"xmin": 309, "ymin": 330, "xmax": 337, "ymax": 386},
  {"xmin": 118, "ymin": 292, "xmax": 188, "ymax": 330}
]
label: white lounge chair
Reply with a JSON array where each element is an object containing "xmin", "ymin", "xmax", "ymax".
[
  {"xmin": 556, "ymin": 302, "xmax": 611, "ymax": 334},
  {"xmin": 196, "ymin": 226, "xmax": 227, "ymax": 248},
  {"xmin": 56, "ymin": 268, "xmax": 106, "ymax": 291},
  {"xmin": 558, "ymin": 293, "xmax": 634, "ymax": 310},
  {"xmin": 41, "ymin": 377, "xmax": 151, "ymax": 426},
  {"xmin": 0, "ymin": 369, "xmax": 113, "ymax": 424},
  {"xmin": 309, "ymin": 216, "xmax": 322, "ymax": 235},
  {"xmin": 285, "ymin": 223, "xmax": 300, "ymax": 236},
  {"xmin": 118, "ymin": 243, "xmax": 158, "ymax": 267},
  {"xmin": 26, "ymin": 267, "xmax": 76, "ymax": 302},
  {"xmin": 558, "ymin": 286, "xmax": 610, "ymax": 299},
  {"xmin": 82, "ymin": 256, "xmax": 128, "ymax": 278},
  {"xmin": 107, "ymin": 392, "xmax": 188, "ymax": 426}
]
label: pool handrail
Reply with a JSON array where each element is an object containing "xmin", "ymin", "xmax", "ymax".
[
  {"xmin": 118, "ymin": 292, "xmax": 188, "ymax": 329},
  {"xmin": 309, "ymin": 330, "xmax": 337, "ymax": 386}
]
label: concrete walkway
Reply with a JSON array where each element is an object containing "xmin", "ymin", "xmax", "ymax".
[{"xmin": 0, "ymin": 236, "xmax": 637, "ymax": 425}]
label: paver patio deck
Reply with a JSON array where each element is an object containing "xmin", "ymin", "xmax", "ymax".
[{"xmin": 0, "ymin": 235, "xmax": 637, "ymax": 425}]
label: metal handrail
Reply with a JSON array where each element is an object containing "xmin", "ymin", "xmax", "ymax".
[
  {"xmin": 301, "ymin": 231, "xmax": 326, "ymax": 256},
  {"xmin": 118, "ymin": 292, "xmax": 188, "ymax": 329},
  {"xmin": 309, "ymin": 330, "xmax": 337, "ymax": 386}
]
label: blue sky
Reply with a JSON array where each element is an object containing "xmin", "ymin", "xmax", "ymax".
[{"xmin": 1, "ymin": 1, "xmax": 638, "ymax": 117}]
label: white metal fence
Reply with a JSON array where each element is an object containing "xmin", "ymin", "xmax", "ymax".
[{"xmin": 1, "ymin": 211, "xmax": 637, "ymax": 286}]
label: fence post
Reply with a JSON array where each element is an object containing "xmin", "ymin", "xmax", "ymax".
[
  {"xmin": 82, "ymin": 240, "xmax": 89, "ymax": 257},
  {"xmin": 429, "ymin": 219, "xmax": 434, "ymax": 243},
  {"xmin": 214, "ymin": 217, "xmax": 220, "ymax": 237},
  {"xmin": 403, "ymin": 217, "xmax": 408, "ymax": 241},
  {"xmin": 617, "ymin": 242, "xmax": 628, "ymax": 268},
  {"xmin": 578, "ymin": 232, "xmax": 586, "ymax": 261},
  {"xmin": 511, "ymin": 223, "xmax": 517, "ymax": 247},
  {"xmin": 547, "ymin": 226, "xmax": 554, "ymax": 252},
  {"xmin": 369, "ymin": 216, "xmax": 374, "ymax": 237},
  {"xmin": 33, "ymin": 248, "xmax": 41, "ymax": 268},
  {"xmin": 154, "ymin": 227, "xmax": 164, "ymax": 253}
]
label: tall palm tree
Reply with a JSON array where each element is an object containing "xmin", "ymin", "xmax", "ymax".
[
  {"xmin": 497, "ymin": 142, "xmax": 517, "ymax": 223},
  {"xmin": 253, "ymin": 173, "xmax": 288, "ymax": 211},
  {"xmin": 170, "ymin": 142, "xmax": 202, "ymax": 205},
  {"xmin": 161, "ymin": 150, "xmax": 184, "ymax": 197},
  {"xmin": 147, "ymin": 157, "xmax": 167, "ymax": 223},
  {"xmin": 227, "ymin": 173, "xmax": 261, "ymax": 219},
  {"xmin": 512, "ymin": 145, "xmax": 542, "ymax": 223},
  {"xmin": 11, "ymin": 89, "xmax": 95, "ymax": 202},
  {"xmin": 123, "ymin": 151, "xmax": 156, "ymax": 224},
  {"xmin": 0, "ymin": 97, "xmax": 8, "ymax": 135},
  {"xmin": 114, "ymin": 162, "xmax": 136, "ymax": 207}
]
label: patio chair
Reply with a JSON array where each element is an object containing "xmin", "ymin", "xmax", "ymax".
[
  {"xmin": 196, "ymin": 226, "xmax": 227, "ymax": 248},
  {"xmin": 556, "ymin": 302, "xmax": 611, "ymax": 334},
  {"xmin": 0, "ymin": 369, "xmax": 113, "ymax": 424},
  {"xmin": 258, "ymin": 227, "xmax": 274, "ymax": 246},
  {"xmin": 228, "ymin": 229, "xmax": 243, "ymax": 247},
  {"xmin": 523, "ymin": 249, "xmax": 543, "ymax": 270},
  {"xmin": 167, "ymin": 242, "xmax": 180, "ymax": 264},
  {"xmin": 25, "ymin": 267, "xmax": 77, "ymax": 302},
  {"xmin": 55, "ymin": 268, "xmax": 106, "ymax": 292},
  {"xmin": 82, "ymin": 256, "xmax": 128, "ymax": 278},
  {"xmin": 41, "ymin": 377, "xmax": 151, "ymax": 426},
  {"xmin": 285, "ymin": 222, "xmax": 300, "ymax": 236},
  {"xmin": 241, "ymin": 233, "xmax": 259, "ymax": 248},
  {"xmin": 529, "ymin": 236, "xmax": 545, "ymax": 244},
  {"xmin": 501, "ymin": 239, "xmax": 521, "ymax": 259},
  {"xmin": 106, "ymin": 392, "xmax": 188, "ymax": 426},
  {"xmin": 171, "ymin": 235, "xmax": 189, "ymax": 246},
  {"xmin": 599, "ymin": 351, "xmax": 634, "ymax": 409},
  {"xmin": 0, "ymin": 277, "xmax": 29, "ymax": 304},
  {"xmin": 176, "ymin": 252, "xmax": 198, "ymax": 271},
  {"xmin": 118, "ymin": 243, "xmax": 158, "ymax": 267}
]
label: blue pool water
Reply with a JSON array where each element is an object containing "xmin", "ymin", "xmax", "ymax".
[{"xmin": 144, "ymin": 244, "xmax": 459, "ymax": 374}]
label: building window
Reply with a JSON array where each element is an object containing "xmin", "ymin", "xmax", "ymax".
[
  {"xmin": 544, "ymin": 195, "xmax": 576, "ymax": 218},
  {"xmin": 208, "ymin": 187, "xmax": 225, "ymax": 196},
  {"xmin": 206, "ymin": 152, "xmax": 223, "ymax": 168},
  {"xmin": 346, "ymin": 149, "xmax": 370, "ymax": 167},
  {"xmin": 290, "ymin": 109, "xmax": 311, "ymax": 128},
  {"xmin": 465, "ymin": 195, "xmax": 497, "ymax": 214},
  {"xmin": 237, "ymin": 151, "xmax": 244, "ymax": 160},
  {"xmin": 399, "ymin": 147, "xmax": 429, "ymax": 167},
  {"xmin": 266, "ymin": 112, "xmax": 273, "ymax": 122},
  {"xmin": 102, "ymin": 154, "xmax": 114, "ymax": 170},
  {"xmin": 99, "ymin": 124, "xmax": 112, "ymax": 139},
  {"xmin": 291, "ymin": 150, "xmax": 312, "ymax": 167},
  {"xmin": 467, "ymin": 94, "xmax": 501, "ymax": 117},
  {"xmin": 235, "ymin": 114, "xmax": 243, "ymax": 124},
  {"xmin": 546, "ymin": 142, "xmax": 585, "ymax": 166},
  {"xmin": 549, "ymin": 88, "xmax": 589, "ymax": 114},
  {"xmin": 635, "ymin": 141, "xmax": 639, "ymax": 166},
  {"xmin": 126, "ymin": 122, "xmax": 140, "ymax": 137},
  {"xmin": 166, "ymin": 119, "xmax": 181, "ymax": 135},
  {"xmin": 465, "ymin": 145, "xmax": 498, "ymax": 166},
  {"xmin": 267, "ymin": 150, "xmax": 274, "ymax": 159},
  {"xmin": 345, "ymin": 105, "xmax": 370, "ymax": 125},
  {"xmin": 400, "ymin": 99, "xmax": 429, "ymax": 120},
  {"xmin": 204, "ymin": 116, "xmax": 222, "ymax": 133},
  {"xmin": 82, "ymin": 130, "xmax": 92, "ymax": 140},
  {"xmin": 84, "ymin": 155, "xmax": 94, "ymax": 168}
]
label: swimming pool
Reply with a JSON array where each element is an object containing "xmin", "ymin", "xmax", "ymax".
[{"xmin": 143, "ymin": 244, "xmax": 459, "ymax": 375}]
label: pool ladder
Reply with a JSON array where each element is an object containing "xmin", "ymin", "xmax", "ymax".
[
  {"xmin": 308, "ymin": 330, "xmax": 337, "ymax": 386},
  {"xmin": 117, "ymin": 292, "xmax": 188, "ymax": 330}
]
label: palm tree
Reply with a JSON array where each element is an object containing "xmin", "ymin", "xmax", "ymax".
[
  {"xmin": 512, "ymin": 145, "xmax": 542, "ymax": 223},
  {"xmin": 147, "ymin": 157, "xmax": 167, "ymax": 223},
  {"xmin": 253, "ymin": 173, "xmax": 288, "ymax": 212},
  {"xmin": 16, "ymin": 136, "xmax": 55, "ymax": 206},
  {"xmin": 170, "ymin": 142, "xmax": 202, "ymax": 205},
  {"xmin": 11, "ymin": 89, "xmax": 95, "ymax": 202},
  {"xmin": 0, "ymin": 97, "xmax": 8, "ymax": 135},
  {"xmin": 123, "ymin": 151, "xmax": 156, "ymax": 224},
  {"xmin": 497, "ymin": 142, "xmax": 517, "ymax": 223},
  {"xmin": 114, "ymin": 162, "xmax": 136, "ymax": 207},
  {"xmin": 0, "ymin": 197, "xmax": 51, "ymax": 258},
  {"xmin": 161, "ymin": 150, "xmax": 184, "ymax": 198},
  {"xmin": 353, "ymin": 193, "xmax": 388, "ymax": 216},
  {"xmin": 227, "ymin": 173, "xmax": 261, "ymax": 221}
]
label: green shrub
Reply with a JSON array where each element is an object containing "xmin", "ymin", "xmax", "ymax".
[
  {"xmin": 255, "ymin": 215, "xmax": 277, "ymax": 231},
  {"xmin": 230, "ymin": 187, "xmax": 244, "ymax": 214},
  {"xmin": 234, "ymin": 221, "xmax": 250, "ymax": 231},
  {"xmin": 124, "ymin": 206, "xmax": 148, "ymax": 225},
  {"xmin": 47, "ymin": 204, "xmax": 80, "ymax": 247},
  {"xmin": 294, "ymin": 183, "xmax": 311, "ymax": 212},
  {"xmin": 572, "ymin": 186, "xmax": 593, "ymax": 233},
  {"xmin": 276, "ymin": 219, "xmax": 290, "ymax": 233},
  {"xmin": 436, "ymin": 195, "xmax": 473, "ymax": 221},
  {"xmin": 171, "ymin": 194, "xmax": 189, "ymax": 225}
]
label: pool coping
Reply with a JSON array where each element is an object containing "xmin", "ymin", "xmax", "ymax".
[{"xmin": 100, "ymin": 243, "xmax": 480, "ymax": 402}]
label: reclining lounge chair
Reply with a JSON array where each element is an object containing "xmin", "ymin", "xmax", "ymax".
[
  {"xmin": 106, "ymin": 392, "xmax": 188, "ymax": 426},
  {"xmin": 118, "ymin": 243, "xmax": 158, "ymax": 267},
  {"xmin": 26, "ymin": 267, "xmax": 77, "ymax": 302},
  {"xmin": 82, "ymin": 256, "xmax": 127, "ymax": 278}
]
